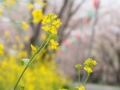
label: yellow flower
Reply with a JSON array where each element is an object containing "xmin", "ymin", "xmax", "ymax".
[
  {"xmin": 4, "ymin": 31, "xmax": 10, "ymax": 37},
  {"xmin": 6, "ymin": 4, "xmax": 10, "ymax": 8},
  {"xmin": 45, "ymin": 54, "xmax": 49, "ymax": 59},
  {"xmin": 42, "ymin": 2, "xmax": 46, "ymax": 7},
  {"xmin": 41, "ymin": 33, "xmax": 46, "ymax": 40},
  {"xmin": 7, "ymin": 0, "xmax": 15, "ymax": 4},
  {"xmin": 50, "ymin": 39, "xmax": 59, "ymax": 49},
  {"xmin": 79, "ymin": 86, "xmax": 85, "ymax": 90},
  {"xmin": 32, "ymin": 10, "xmax": 43, "ymax": 23},
  {"xmin": 12, "ymin": 44, "xmax": 17, "ymax": 50},
  {"xmin": 24, "ymin": 36, "xmax": 29, "ymax": 42},
  {"xmin": 15, "ymin": 35, "xmax": 20, "ymax": 41},
  {"xmin": 22, "ymin": 22, "xmax": 29, "ymax": 31},
  {"xmin": 0, "ymin": 10, "xmax": 2, "ymax": 16},
  {"xmin": 84, "ymin": 58, "xmax": 97, "ymax": 68},
  {"xmin": 9, "ymin": 1, "xmax": 15, "ymax": 4},
  {"xmin": 31, "ymin": 44, "xmax": 36, "ymax": 51},
  {"xmin": 28, "ymin": 4, "xmax": 33, "ymax": 10},
  {"xmin": 19, "ymin": 44, "xmax": 24, "ymax": 50},
  {"xmin": 50, "ymin": 26, "xmax": 57, "ymax": 34},
  {"xmin": 84, "ymin": 66, "xmax": 92, "ymax": 73},
  {"xmin": 42, "ymin": 25, "xmax": 57, "ymax": 34},
  {"xmin": 37, "ymin": 1, "xmax": 41, "ymax": 4},
  {"xmin": 92, "ymin": 60, "xmax": 98, "ymax": 65},
  {"xmin": 47, "ymin": 45, "xmax": 52, "ymax": 51},
  {"xmin": 51, "ymin": 53, "xmax": 55, "ymax": 58},
  {"xmin": 42, "ymin": 13, "xmax": 55, "ymax": 24},
  {"xmin": 0, "ymin": 44, "xmax": 4, "ymax": 50},
  {"xmin": 42, "ymin": 13, "xmax": 62, "ymax": 35},
  {"xmin": 42, "ymin": 25, "xmax": 50, "ymax": 31},
  {"xmin": 52, "ymin": 19, "xmax": 62, "ymax": 28},
  {"xmin": 2, "ymin": 4, "xmax": 5, "ymax": 8}
]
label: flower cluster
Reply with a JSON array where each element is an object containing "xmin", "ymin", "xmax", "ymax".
[
  {"xmin": 42, "ymin": 13, "xmax": 62, "ymax": 34},
  {"xmin": 2, "ymin": 0, "xmax": 15, "ymax": 8},
  {"xmin": 79, "ymin": 86, "xmax": 85, "ymax": 90},
  {"xmin": 75, "ymin": 64, "xmax": 82, "ymax": 69},
  {"xmin": 84, "ymin": 58, "xmax": 97, "ymax": 73},
  {"xmin": 50, "ymin": 39, "xmax": 59, "ymax": 49},
  {"xmin": 42, "ymin": 13, "xmax": 62, "ymax": 49},
  {"xmin": 28, "ymin": 4, "xmax": 33, "ymax": 10},
  {"xmin": 31, "ymin": 44, "xmax": 36, "ymax": 51},
  {"xmin": 0, "ymin": 10, "xmax": 2, "ymax": 16},
  {"xmin": 0, "ymin": 55, "xmax": 67, "ymax": 90},
  {"xmin": 84, "ymin": 66, "xmax": 92, "ymax": 73},
  {"xmin": 0, "ymin": 44, "xmax": 4, "ymax": 56},
  {"xmin": 32, "ymin": 10, "xmax": 43, "ymax": 23},
  {"xmin": 84, "ymin": 58, "xmax": 97, "ymax": 68},
  {"xmin": 22, "ymin": 22, "xmax": 29, "ymax": 31}
]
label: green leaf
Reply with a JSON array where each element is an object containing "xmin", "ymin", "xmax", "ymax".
[
  {"xmin": 20, "ymin": 85, "xmax": 25, "ymax": 90},
  {"xmin": 50, "ymin": 35, "xmax": 58, "ymax": 41},
  {"xmin": 21, "ymin": 59, "xmax": 30, "ymax": 65},
  {"xmin": 70, "ymin": 87, "xmax": 78, "ymax": 90},
  {"xmin": 7, "ymin": 85, "xmax": 14, "ymax": 90}
]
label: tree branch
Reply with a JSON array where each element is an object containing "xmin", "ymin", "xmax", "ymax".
[
  {"xmin": 58, "ymin": 0, "xmax": 68, "ymax": 19},
  {"xmin": 70, "ymin": 0, "xmax": 86, "ymax": 17}
]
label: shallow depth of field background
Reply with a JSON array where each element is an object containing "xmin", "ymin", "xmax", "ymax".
[{"xmin": 0, "ymin": 0, "xmax": 120, "ymax": 90}]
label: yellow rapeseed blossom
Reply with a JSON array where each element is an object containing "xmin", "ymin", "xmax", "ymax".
[
  {"xmin": 45, "ymin": 54, "xmax": 49, "ymax": 59},
  {"xmin": 47, "ymin": 45, "xmax": 52, "ymax": 51},
  {"xmin": 42, "ymin": 13, "xmax": 56, "ymax": 24},
  {"xmin": 51, "ymin": 53, "xmax": 55, "ymax": 58},
  {"xmin": 50, "ymin": 39, "xmax": 59, "ymax": 49},
  {"xmin": 59, "ymin": 89, "xmax": 67, "ymax": 90},
  {"xmin": 0, "ymin": 10, "xmax": 2, "ymax": 16},
  {"xmin": 42, "ymin": 25, "xmax": 50, "ymax": 31},
  {"xmin": 22, "ymin": 22, "xmax": 29, "ymax": 31},
  {"xmin": 32, "ymin": 10, "xmax": 43, "ymax": 23},
  {"xmin": 84, "ymin": 66, "xmax": 92, "ymax": 73},
  {"xmin": 75, "ymin": 64, "xmax": 82, "ymax": 69},
  {"xmin": 6, "ymin": 4, "xmax": 10, "ymax": 8},
  {"xmin": 41, "ymin": 33, "xmax": 46, "ymax": 40},
  {"xmin": 15, "ymin": 35, "xmax": 20, "ymax": 41},
  {"xmin": 84, "ymin": 58, "xmax": 97, "ymax": 68},
  {"xmin": 0, "ymin": 44, "xmax": 4, "ymax": 50},
  {"xmin": 31, "ymin": 44, "xmax": 36, "ymax": 51},
  {"xmin": 79, "ymin": 86, "xmax": 85, "ymax": 90},
  {"xmin": 42, "ymin": 25, "xmax": 57, "ymax": 34},
  {"xmin": 4, "ymin": 31, "xmax": 10, "ymax": 37},
  {"xmin": 52, "ymin": 19, "xmax": 62, "ymax": 28},
  {"xmin": 37, "ymin": 0, "xmax": 41, "ymax": 4},
  {"xmin": 28, "ymin": 4, "xmax": 33, "ymax": 10},
  {"xmin": 24, "ymin": 36, "xmax": 29, "ymax": 42},
  {"xmin": 50, "ymin": 26, "xmax": 57, "ymax": 34},
  {"xmin": 1, "ymin": 4, "xmax": 5, "ymax": 8},
  {"xmin": 42, "ymin": 2, "xmax": 46, "ymax": 7},
  {"xmin": 12, "ymin": 44, "xmax": 17, "ymax": 50},
  {"xmin": 5, "ymin": 0, "xmax": 15, "ymax": 4},
  {"xmin": 42, "ymin": 13, "xmax": 62, "ymax": 35},
  {"xmin": 9, "ymin": 0, "xmax": 15, "ymax": 4},
  {"xmin": 19, "ymin": 44, "xmax": 24, "ymax": 50}
]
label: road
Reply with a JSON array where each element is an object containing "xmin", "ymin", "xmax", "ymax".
[{"xmin": 71, "ymin": 82, "xmax": 120, "ymax": 90}]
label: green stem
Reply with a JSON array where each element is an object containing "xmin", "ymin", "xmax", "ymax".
[
  {"xmin": 29, "ymin": 37, "xmax": 50, "ymax": 65},
  {"xmin": 14, "ymin": 35, "xmax": 49, "ymax": 90},
  {"xmin": 78, "ymin": 69, "xmax": 80, "ymax": 87},
  {"xmin": 83, "ymin": 73, "xmax": 90, "ymax": 86}
]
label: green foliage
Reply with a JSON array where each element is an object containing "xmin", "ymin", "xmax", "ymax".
[
  {"xmin": 21, "ymin": 59, "xmax": 30, "ymax": 65},
  {"xmin": 7, "ymin": 85, "xmax": 14, "ymax": 90}
]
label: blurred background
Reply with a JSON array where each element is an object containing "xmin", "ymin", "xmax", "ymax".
[{"xmin": 0, "ymin": 0, "xmax": 120, "ymax": 90}]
